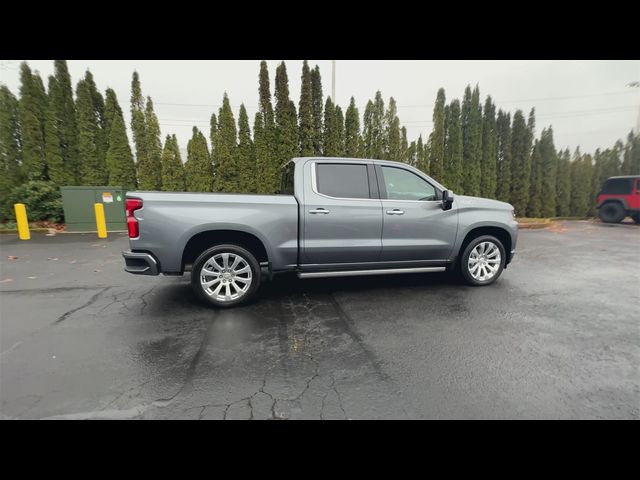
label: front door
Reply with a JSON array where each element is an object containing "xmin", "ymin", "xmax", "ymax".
[
  {"xmin": 302, "ymin": 161, "xmax": 383, "ymax": 265},
  {"xmin": 376, "ymin": 164, "xmax": 458, "ymax": 262}
]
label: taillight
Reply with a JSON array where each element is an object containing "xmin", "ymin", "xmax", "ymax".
[{"xmin": 126, "ymin": 198, "xmax": 143, "ymax": 238}]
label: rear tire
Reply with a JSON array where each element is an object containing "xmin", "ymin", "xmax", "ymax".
[
  {"xmin": 459, "ymin": 235, "xmax": 505, "ymax": 286},
  {"xmin": 191, "ymin": 244, "xmax": 261, "ymax": 308},
  {"xmin": 631, "ymin": 213, "xmax": 640, "ymax": 224},
  {"xmin": 599, "ymin": 203, "xmax": 626, "ymax": 223}
]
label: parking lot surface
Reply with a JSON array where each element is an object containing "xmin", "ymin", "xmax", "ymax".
[{"xmin": 1, "ymin": 220, "xmax": 638, "ymax": 419}]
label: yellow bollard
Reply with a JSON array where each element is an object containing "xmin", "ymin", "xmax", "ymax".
[
  {"xmin": 14, "ymin": 203, "xmax": 30, "ymax": 240},
  {"xmin": 94, "ymin": 203, "xmax": 107, "ymax": 239}
]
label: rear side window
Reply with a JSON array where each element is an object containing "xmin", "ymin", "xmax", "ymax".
[
  {"xmin": 316, "ymin": 163, "xmax": 370, "ymax": 199},
  {"xmin": 279, "ymin": 161, "xmax": 295, "ymax": 195},
  {"xmin": 601, "ymin": 178, "xmax": 632, "ymax": 194}
]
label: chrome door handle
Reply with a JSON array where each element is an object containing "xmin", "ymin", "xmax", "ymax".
[
  {"xmin": 386, "ymin": 209, "xmax": 404, "ymax": 215},
  {"xmin": 309, "ymin": 208, "xmax": 330, "ymax": 214}
]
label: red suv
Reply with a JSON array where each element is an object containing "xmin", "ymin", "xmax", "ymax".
[{"xmin": 596, "ymin": 175, "xmax": 640, "ymax": 224}]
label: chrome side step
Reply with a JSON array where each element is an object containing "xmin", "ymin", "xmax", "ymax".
[{"xmin": 297, "ymin": 266, "xmax": 446, "ymax": 279}]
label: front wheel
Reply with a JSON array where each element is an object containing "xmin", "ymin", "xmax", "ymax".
[
  {"xmin": 459, "ymin": 235, "xmax": 506, "ymax": 286},
  {"xmin": 631, "ymin": 213, "xmax": 640, "ymax": 224},
  {"xmin": 191, "ymin": 244, "xmax": 261, "ymax": 308}
]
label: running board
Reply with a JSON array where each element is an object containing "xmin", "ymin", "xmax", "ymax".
[{"xmin": 297, "ymin": 266, "xmax": 446, "ymax": 279}]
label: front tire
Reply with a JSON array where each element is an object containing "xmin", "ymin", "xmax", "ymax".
[
  {"xmin": 599, "ymin": 203, "xmax": 626, "ymax": 223},
  {"xmin": 631, "ymin": 213, "xmax": 640, "ymax": 224},
  {"xmin": 191, "ymin": 244, "xmax": 261, "ymax": 308},
  {"xmin": 459, "ymin": 235, "xmax": 505, "ymax": 286}
]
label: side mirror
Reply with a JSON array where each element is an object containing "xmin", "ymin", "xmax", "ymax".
[{"xmin": 442, "ymin": 190, "xmax": 454, "ymax": 210}]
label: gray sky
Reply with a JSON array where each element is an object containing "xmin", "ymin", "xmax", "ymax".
[{"xmin": 1, "ymin": 60, "xmax": 638, "ymax": 156}]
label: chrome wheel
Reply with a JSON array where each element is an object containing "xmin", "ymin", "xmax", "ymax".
[
  {"xmin": 468, "ymin": 241, "xmax": 501, "ymax": 282},
  {"xmin": 200, "ymin": 252, "xmax": 252, "ymax": 302}
]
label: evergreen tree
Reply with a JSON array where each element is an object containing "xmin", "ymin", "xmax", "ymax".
[
  {"xmin": 298, "ymin": 60, "xmax": 314, "ymax": 156},
  {"xmin": 344, "ymin": 97, "xmax": 360, "ymax": 157},
  {"xmin": 209, "ymin": 113, "xmax": 218, "ymax": 156},
  {"xmin": 18, "ymin": 62, "xmax": 47, "ymax": 180},
  {"xmin": 323, "ymin": 97, "xmax": 339, "ymax": 156},
  {"xmin": 527, "ymin": 140, "xmax": 542, "ymax": 217},
  {"xmin": 84, "ymin": 71, "xmax": 107, "ymax": 169},
  {"xmin": 569, "ymin": 148, "xmax": 591, "ymax": 217},
  {"xmin": 407, "ymin": 140, "xmax": 417, "ymax": 167},
  {"xmin": 495, "ymin": 110, "xmax": 511, "ymax": 203},
  {"xmin": 253, "ymin": 112, "xmax": 266, "ymax": 189},
  {"xmin": 311, "ymin": 65, "xmax": 324, "ymax": 155},
  {"xmin": 130, "ymin": 71, "xmax": 147, "ymax": 181},
  {"xmin": 160, "ymin": 134, "xmax": 185, "ymax": 191},
  {"xmin": 509, "ymin": 110, "xmax": 531, "ymax": 215},
  {"xmin": 539, "ymin": 126, "xmax": 558, "ymax": 217},
  {"xmin": 236, "ymin": 104, "xmax": 255, "ymax": 192},
  {"xmin": 44, "ymin": 76, "xmax": 66, "ymax": 186},
  {"xmin": 209, "ymin": 113, "xmax": 218, "ymax": 177},
  {"xmin": 357, "ymin": 134, "xmax": 366, "ymax": 158},
  {"xmin": 0, "ymin": 85, "xmax": 23, "ymax": 215},
  {"xmin": 274, "ymin": 62, "xmax": 298, "ymax": 181},
  {"xmin": 76, "ymin": 77, "xmax": 107, "ymax": 185},
  {"xmin": 462, "ymin": 85, "xmax": 482, "ymax": 196},
  {"xmin": 103, "ymin": 88, "xmax": 135, "ymax": 189},
  {"xmin": 256, "ymin": 61, "xmax": 277, "ymax": 193},
  {"xmin": 400, "ymin": 126, "xmax": 409, "ymax": 164},
  {"xmin": 185, "ymin": 127, "xmax": 213, "ymax": 192},
  {"xmin": 363, "ymin": 100, "xmax": 374, "ymax": 158},
  {"xmin": 620, "ymin": 131, "xmax": 640, "ymax": 174},
  {"xmin": 106, "ymin": 114, "xmax": 137, "ymax": 190},
  {"xmin": 416, "ymin": 134, "xmax": 427, "ymax": 173},
  {"xmin": 556, "ymin": 148, "xmax": 571, "ymax": 216},
  {"xmin": 137, "ymin": 97, "xmax": 162, "ymax": 190},
  {"xmin": 480, "ymin": 96, "xmax": 497, "ymax": 198},
  {"xmin": 443, "ymin": 99, "xmax": 463, "ymax": 192},
  {"xmin": 384, "ymin": 97, "xmax": 401, "ymax": 161},
  {"xmin": 213, "ymin": 93, "xmax": 238, "ymax": 192},
  {"xmin": 53, "ymin": 60, "xmax": 79, "ymax": 184},
  {"xmin": 335, "ymin": 105, "xmax": 345, "ymax": 157},
  {"xmin": 429, "ymin": 88, "xmax": 446, "ymax": 182},
  {"xmin": 104, "ymin": 88, "xmax": 123, "ymax": 150},
  {"xmin": 371, "ymin": 92, "xmax": 385, "ymax": 159}
]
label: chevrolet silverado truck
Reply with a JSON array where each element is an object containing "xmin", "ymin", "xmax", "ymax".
[{"xmin": 122, "ymin": 157, "xmax": 519, "ymax": 307}]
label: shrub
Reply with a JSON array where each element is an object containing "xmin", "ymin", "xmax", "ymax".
[{"xmin": 4, "ymin": 181, "xmax": 64, "ymax": 223}]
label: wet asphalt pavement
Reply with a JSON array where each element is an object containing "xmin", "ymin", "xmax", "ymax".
[{"xmin": 0, "ymin": 220, "xmax": 638, "ymax": 419}]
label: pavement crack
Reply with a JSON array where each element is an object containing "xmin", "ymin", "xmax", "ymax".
[
  {"xmin": 53, "ymin": 287, "xmax": 111, "ymax": 325},
  {"xmin": 139, "ymin": 286, "xmax": 157, "ymax": 315}
]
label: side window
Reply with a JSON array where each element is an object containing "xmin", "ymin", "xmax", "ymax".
[
  {"xmin": 602, "ymin": 178, "xmax": 632, "ymax": 194},
  {"xmin": 315, "ymin": 163, "xmax": 370, "ymax": 199},
  {"xmin": 380, "ymin": 166, "xmax": 437, "ymax": 201},
  {"xmin": 279, "ymin": 161, "xmax": 295, "ymax": 195}
]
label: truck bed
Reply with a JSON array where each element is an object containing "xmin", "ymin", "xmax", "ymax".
[{"xmin": 128, "ymin": 191, "xmax": 299, "ymax": 274}]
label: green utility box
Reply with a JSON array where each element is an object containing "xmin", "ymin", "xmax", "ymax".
[{"xmin": 60, "ymin": 186, "xmax": 127, "ymax": 232}]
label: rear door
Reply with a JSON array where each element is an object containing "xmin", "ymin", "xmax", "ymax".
[
  {"xmin": 631, "ymin": 178, "xmax": 640, "ymax": 210},
  {"xmin": 302, "ymin": 160, "xmax": 383, "ymax": 264},
  {"xmin": 376, "ymin": 163, "xmax": 458, "ymax": 262}
]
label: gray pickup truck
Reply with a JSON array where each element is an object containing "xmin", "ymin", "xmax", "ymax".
[{"xmin": 122, "ymin": 157, "xmax": 518, "ymax": 307}]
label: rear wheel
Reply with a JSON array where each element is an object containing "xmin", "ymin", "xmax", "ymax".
[
  {"xmin": 631, "ymin": 213, "xmax": 640, "ymax": 224},
  {"xmin": 191, "ymin": 244, "xmax": 261, "ymax": 308},
  {"xmin": 599, "ymin": 203, "xmax": 626, "ymax": 223},
  {"xmin": 459, "ymin": 235, "xmax": 505, "ymax": 286}
]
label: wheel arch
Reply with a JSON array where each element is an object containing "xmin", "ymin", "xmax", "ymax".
[
  {"xmin": 597, "ymin": 198, "xmax": 629, "ymax": 210},
  {"xmin": 455, "ymin": 225, "xmax": 513, "ymax": 267},
  {"xmin": 181, "ymin": 228, "xmax": 269, "ymax": 272}
]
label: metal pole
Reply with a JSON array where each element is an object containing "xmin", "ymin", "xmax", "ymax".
[
  {"xmin": 629, "ymin": 81, "xmax": 640, "ymax": 134},
  {"xmin": 332, "ymin": 60, "xmax": 336, "ymax": 102}
]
